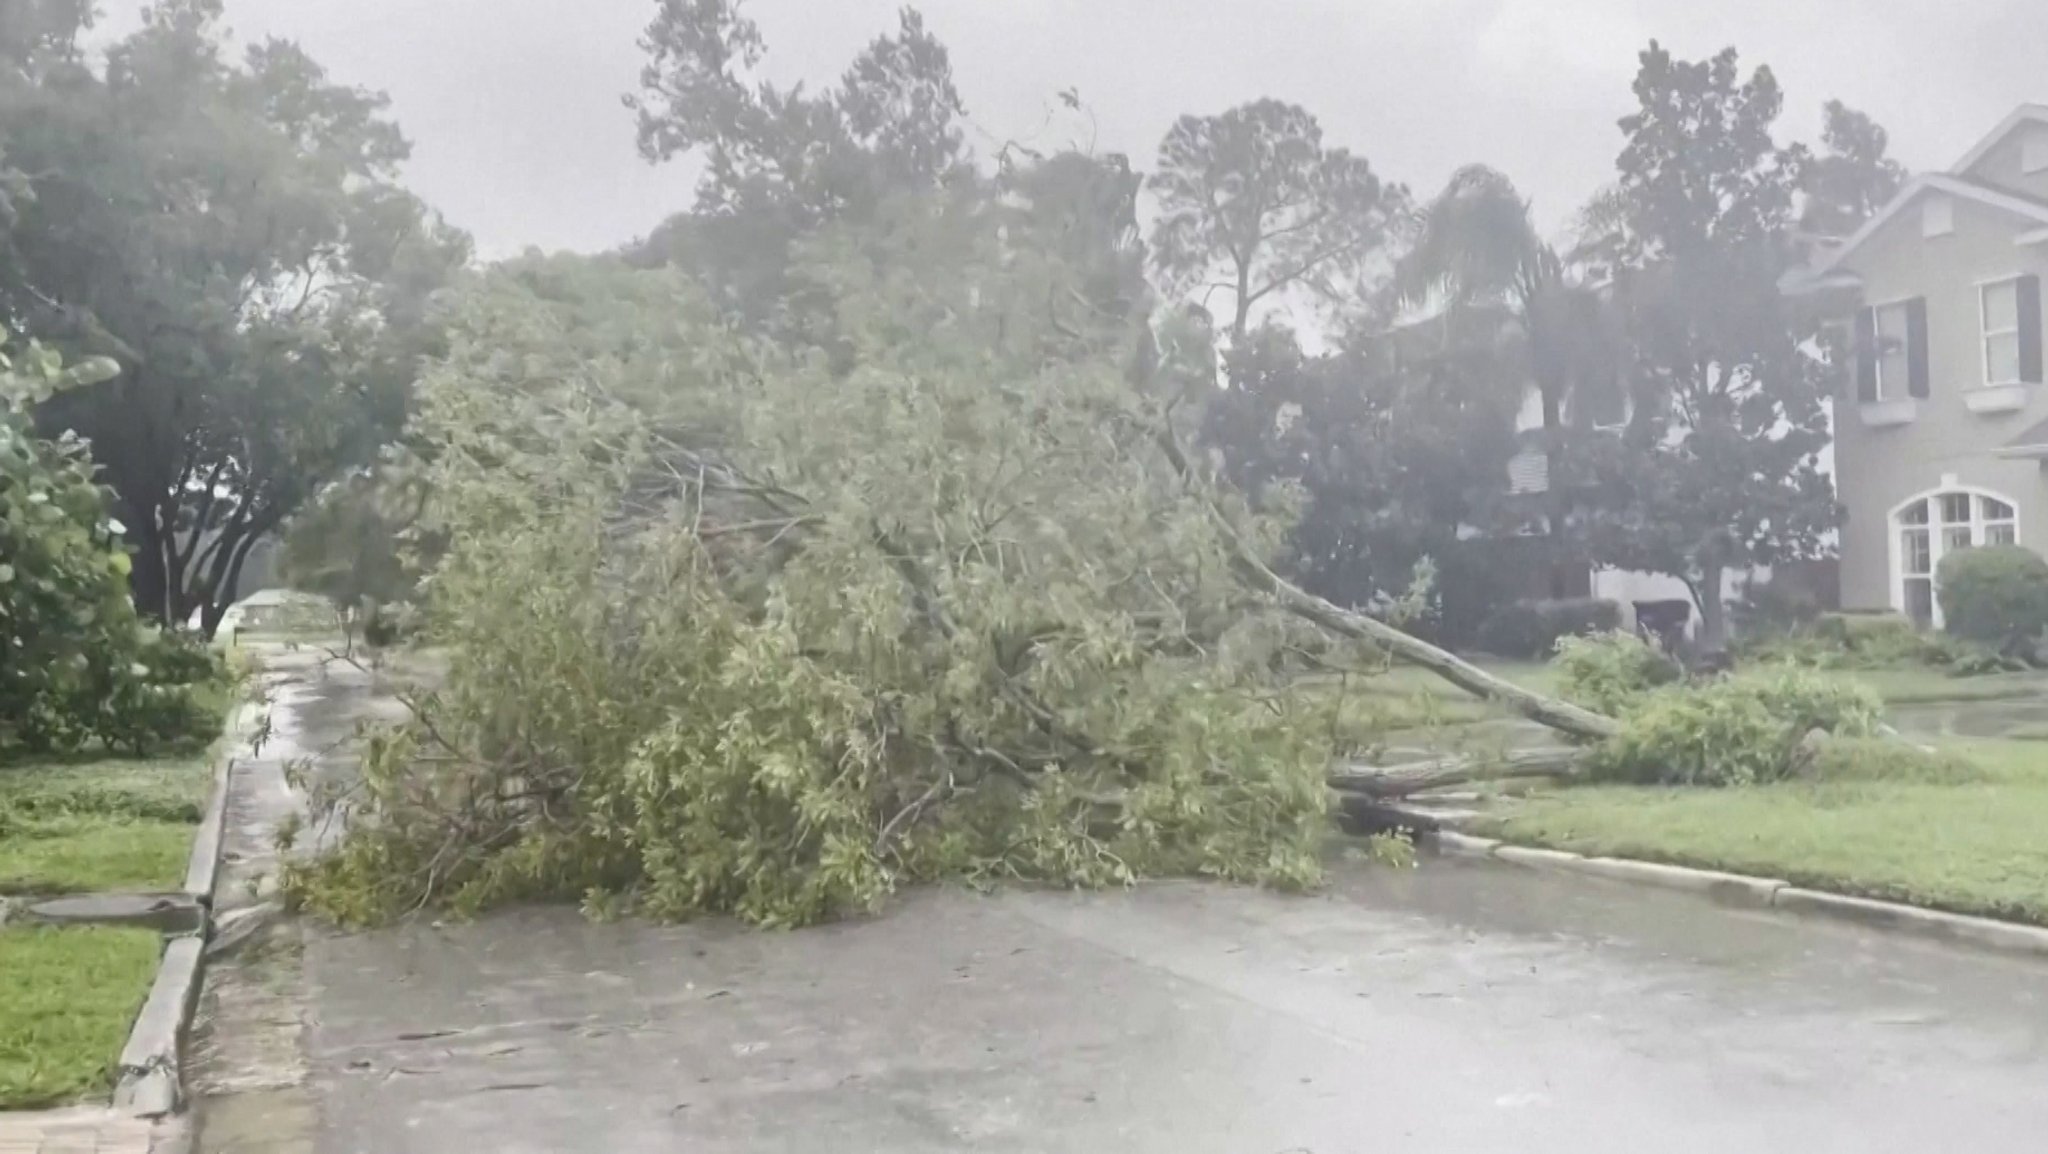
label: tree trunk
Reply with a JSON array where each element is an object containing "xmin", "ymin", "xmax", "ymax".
[
  {"xmin": 1152, "ymin": 426, "xmax": 1622, "ymax": 742},
  {"xmin": 1329, "ymin": 747, "xmax": 1586, "ymax": 797},
  {"xmin": 127, "ymin": 518, "xmax": 174, "ymax": 626},
  {"xmin": 1231, "ymin": 261, "xmax": 1253, "ymax": 347},
  {"xmin": 1696, "ymin": 561, "xmax": 1728, "ymax": 653},
  {"xmin": 1540, "ymin": 387, "xmax": 1575, "ymax": 600},
  {"xmin": 198, "ymin": 529, "xmax": 264, "ymax": 639}
]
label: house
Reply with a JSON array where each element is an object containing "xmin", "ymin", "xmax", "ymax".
[
  {"xmin": 1791, "ymin": 105, "xmax": 2048, "ymax": 626},
  {"xmin": 1500, "ymin": 384, "xmax": 1765, "ymax": 637}
]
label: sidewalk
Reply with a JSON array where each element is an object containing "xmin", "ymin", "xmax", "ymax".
[{"xmin": 0, "ymin": 1107, "xmax": 154, "ymax": 1154}]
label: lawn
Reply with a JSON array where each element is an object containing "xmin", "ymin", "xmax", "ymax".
[
  {"xmin": 1480, "ymin": 740, "xmax": 2048, "ymax": 924},
  {"xmin": 0, "ymin": 927, "xmax": 163, "ymax": 1109},
  {"xmin": 0, "ymin": 702, "xmax": 231, "ymax": 1110},
  {"xmin": 0, "ymin": 754, "xmax": 213, "ymax": 896},
  {"xmin": 1341, "ymin": 656, "xmax": 2048, "ymax": 924},
  {"xmin": 1321, "ymin": 657, "xmax": 2044, "ymax": 744}
]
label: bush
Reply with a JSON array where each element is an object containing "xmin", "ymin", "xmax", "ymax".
[
  {"xmin": 1736, "ymin": 611, "xmax": 1977, "ymax": 671},
  {"xmin": 1731, "ymin": 577, "xmax": 1825, "ymax": 638},
  {"xmin": 1937, "ymin": 546, "xmax": 2048, "ymax": 659},
  {"xmin": 1474, "ymin": 598, "xmax": 1622, "ymax": 660},
  {"xmin": 1, "ymin": 330, "xmax": 224, "ymax": 755},
  {"xmin": 1591, "ymin": 667, "xmax": 1885, "ymax": 786},
  {"xmin": 1553, "ymin": 631, "xmax": 1681, "ymax": 717}
]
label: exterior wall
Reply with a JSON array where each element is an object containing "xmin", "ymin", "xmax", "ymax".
[
  {"xmin": 1834, "ymin": 196, "xmax": 2048, "ymax": 613},
  {"xmin": 1964, "ymin": 125, "xmax": 2048, "ymax": 204}
]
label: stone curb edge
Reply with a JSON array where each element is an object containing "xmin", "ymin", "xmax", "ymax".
[
  {"xmin": 1428, "ymin": 828, "xmax": 2048, "ymax": 961},
  {"xmin": 114, "ymin": 697, "xmax": 270, "ymax": 1119},
  {"xmin": 180, "ymin": 703, "xmax": 261, "ymax": 906}
]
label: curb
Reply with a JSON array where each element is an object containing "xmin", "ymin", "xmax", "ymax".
[
  {"xmin": 110, "ymin": 695, "xmax": 268, "ymax": 1119},
  {"xmin": 181, "ymin": 712, "xmax": 252, "ymax": 907},
  {"xmin": 1427, "ymin": 829, "xmax": 2048, "ymax": 961},
  {"xmin": 113, "ymin": 936, "xmax": 202, "ymax": 1117}
]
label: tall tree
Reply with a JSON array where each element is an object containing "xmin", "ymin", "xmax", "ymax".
[
  {"xmin": 1587, "ymin": 42, "xmax": 1835, "ymax": 649},
  {"xmin": 626, "ymin": 1, "xmax": 971, "ymax": 329},
  {"xmin": 0, "ymin": 0, "xmax": 467, "ymax": 633},
  {"xmin": 1395, "ymin": 165, "xmax": 1624, "ymax": 597},
  {"xmin": 1148, "ymin": 99, "xmax": 1400, "ymax": 347},
  {"xmin": 1800, "ymin": 100, "xmax": 1907, "ymax": 237},
  {"xmin": 1196, "ymin": 320, "xmax": 1524, "ymax": 616},
  {"xmin": 1000, "ymin": 150, "xmax": 1148, "ymax": 327}
]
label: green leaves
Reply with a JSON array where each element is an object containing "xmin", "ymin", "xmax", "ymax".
[
  {"xmin": 0, "ymin": 4, "xmax": 467, "ymax": 631},
  {"xmin": 1, "ymin": 333, "xmax": 223, "ymax": 754},
  {"xmin": 1148, "ymin": 99, "xmax": 1399, "ymax": 341},
  {"xmin": 286, "ymin": 213, "xmax": 1341, "ymax": 929}
]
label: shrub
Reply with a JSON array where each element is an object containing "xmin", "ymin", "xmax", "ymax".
[
  {"xmin": 1474, "ymin": 598, "xmax": 1622, "ymax": 660},
  {"xmin": 1736, "ymin": 611, "xmax": 1975, "ymax": 671},
  {"xmin": 1937, "ymin": 545, "xmax": 2048, "ymax": 659},
  {"xmin": 1553, "ymin": 631, "xmax": 1681, "ymax": 717},
  {"xmin": 1591, "ymin": 667, "xmax": 1885, "ymax": 786},
  {"xmin": 1731, "ymin": 576, "xmax": 1826, "ymax": 639},
  {"xmin": 1, "ymin": 330, "xmax": 224, "ymax": 754}
]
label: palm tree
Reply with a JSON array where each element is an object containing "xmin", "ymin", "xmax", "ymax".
[{"xmin": 1394, "ymin": 165, "xmax": 1622, "ymax": 599}]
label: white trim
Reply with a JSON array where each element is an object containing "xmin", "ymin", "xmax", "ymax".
[
  {"xmin": 1964, "ymin": 383, "xmax": 2029, "ymax": 414},
  {"xmin": 1953, "ymin": 105, "xmax": 2048, "ymax": 175},
  {"xmin": 1859, "ymin": 397, "xmax": 1919, "ymax": 427},
  {"xmin": 1813, "ymin": 174, "xmax": 2048, "ymax": 278},
  {"xmin": 2021, "ymin": 227, "xmax": 2048, "ymax": 247},
  {"xmin": 1887, "ymin": 486, "xmax": 2023, "ymax": 628}
]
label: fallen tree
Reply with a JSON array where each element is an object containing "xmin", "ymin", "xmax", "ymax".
[
  {"xmin": 282, "ymin": 211, "xmax": 1866, "ymax": 930},
  {"xmin": 284, "ymin": 244, "xmax": 1375, "ymax": 927},
  {"xmin": 1328, "ymin": 748, "xmax": 1587, "ymax": 798}
]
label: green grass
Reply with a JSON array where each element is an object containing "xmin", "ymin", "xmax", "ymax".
[
  {"xmin": 0, "ymin": 927, "xmax": 163, "ymax": 1109},
  {"xmin": 1312, "ymin": 659, "xmax": 2047, "ymax": 745},
  {"xmin": 0, "ymin": 753, "xmax": 211, "ymax": 895},
  {"xmin": 1482, "ymin": 740, "xmax": 2048, "ymax": 924},
  {"xmin": 1834, "ymin": 667, "xmax": 2048, "ymax": 704}
]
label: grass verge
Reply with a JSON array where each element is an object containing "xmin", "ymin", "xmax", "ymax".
[
  {"xmin": 0, "ymin": 927, "xmax": 162, "ymax": 1109},
  {"xmin": 1480, "ymin": 740, "xmax": 2048, "ymax": 925},
  {"xmin": 0, "ymin": 754, "xmax": 212, "ymax": 895}
]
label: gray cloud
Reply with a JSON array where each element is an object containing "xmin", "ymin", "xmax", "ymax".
[{"xmin": 128, "ymin": 0, "xmax": 2048, "ymax": 255}]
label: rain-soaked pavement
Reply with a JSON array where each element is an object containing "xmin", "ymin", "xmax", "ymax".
[{"xmin": 186, "ymin": 651, "xmax": 2048, "ymax": 1154}]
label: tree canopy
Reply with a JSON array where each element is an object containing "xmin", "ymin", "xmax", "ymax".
[
  {"xmin": 1584, "ymin": 43, "xmax": 1836, "ymax": 647},
  {"xmin": 1149, "ymin": 99, "xmax": 1402, "ymax": 346},
  {"xmin": 0, "ymin": 0, "xmax": 467, "ymax": 634}
]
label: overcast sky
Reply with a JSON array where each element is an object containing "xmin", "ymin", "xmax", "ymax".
[{"xmin": 111, "ymin": 0, "xmax": 2047, "ymax": 258}]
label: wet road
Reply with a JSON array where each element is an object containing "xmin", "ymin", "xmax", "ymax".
[{"xmin": 191, "ymin": 653, "xmax": 2048, "ymax": 1154}]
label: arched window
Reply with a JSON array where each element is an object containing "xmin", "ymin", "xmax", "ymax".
[{"xmin": 1891, "ymin": 488, "xmax": 2020, "ymax": 626}]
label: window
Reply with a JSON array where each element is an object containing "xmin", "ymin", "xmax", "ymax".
[
  {"xmin": 1922, "ymin": 196, "xmax": 1955, "ymax": 238},
  {"xmin": 1874, "ymin": 301, "xmax": 1913, "ymax": 400},
  {"xmin": 1892, "ymin": 490, "xmax": 2022, "ymax": 626},
  {"xmin": 1983, "ymin": 279, "xmax": 2023, "ymax": 385}
]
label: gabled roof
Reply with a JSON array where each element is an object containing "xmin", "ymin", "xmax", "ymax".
[
  {"xmin": 1810, "ymin": 173, "xmax": 2048, "ymax": 278},
  {"xmin": 1952, "ymin": 104, "xmax": 2048, "ymax": 175}
]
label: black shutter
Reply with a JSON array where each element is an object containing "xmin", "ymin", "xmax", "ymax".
[
  {"xmin": 1906, "ymin": 297, "xmax": 1931, "ymax": 399},
  {"xmin": 2018, "ymin": 274, "xmax": 2044, "ymax": 384},
  {"xmin": 1855, "ymin": 307, "xmax": 1878, "ymax": 402}
]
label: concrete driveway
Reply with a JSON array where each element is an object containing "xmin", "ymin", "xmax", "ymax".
[{"xmin": 187, "ymin": 654, "xmax": 2048, "ymax": 1154}]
